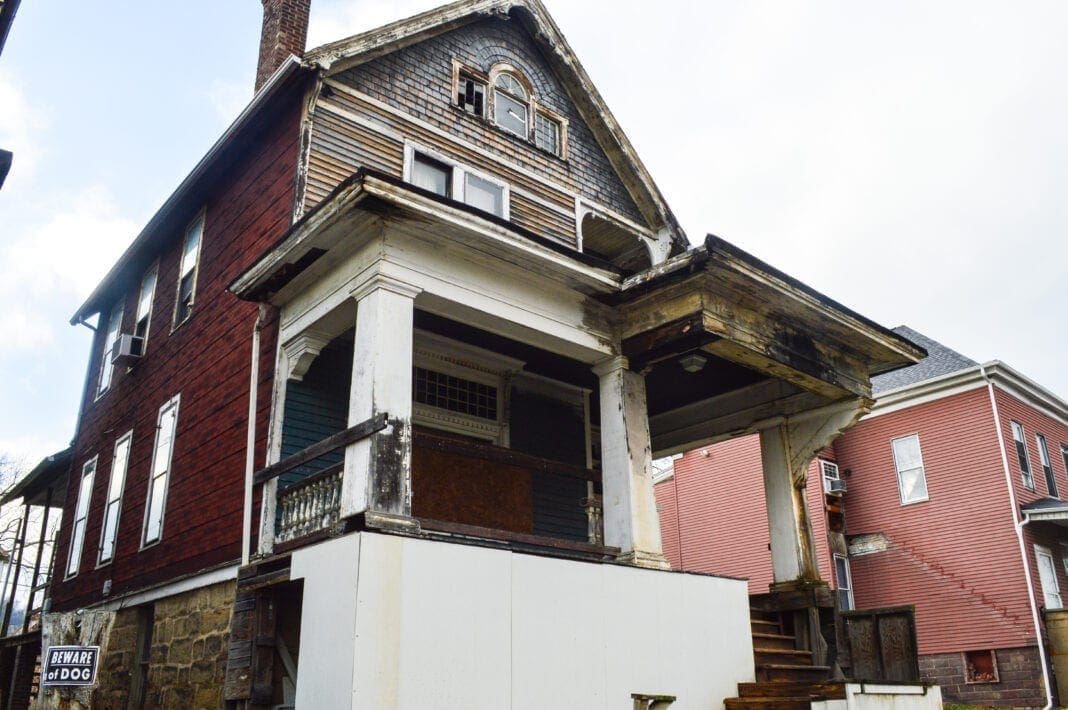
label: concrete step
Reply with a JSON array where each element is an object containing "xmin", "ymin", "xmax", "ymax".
[
  {"xmin": 738, "ymin": 681, "xmax": 846, "ymax": 700},
  {"xmin": 754, "ymin": 648, "xmax": 814, "ymax": 666},
  {"xmin": 725, "ymin": 696, "xmax": 811, "ymax": 710},
  {"xmin": 755, "ymin": 664, "xmax": 832, "ymax": 683},
  {"xmin": 751, "ymin": 632, "xmax": 797, "ymax": 650}
]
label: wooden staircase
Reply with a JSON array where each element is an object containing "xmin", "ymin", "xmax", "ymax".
[{"xmin": 724, "ymin": 609, "xmax": 844, "ymax": 710}]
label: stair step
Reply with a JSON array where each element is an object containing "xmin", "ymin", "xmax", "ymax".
[
  {"xmin": 749, "ymin": 608, "xmax": 781, "ymax": 623},
  {"xmin": 754, "ymin": 649, "xmax": 814, "ymax": 666},
  {"xmin": 750, "ymin": 618, "xmax": 783, "ymax": 634},
  {"xmin": 751, "ymin": 632, "xmax": 797, "ymax": 650},
  {"xmin": 725, "ymin": 696, "xmax": 812, "ymax": 710},
  {"xmin": 756, "ymin": 664, "xmax": 831, "ymax": 683},
  {"xmin": 738, "ymin": 681, "xmax": 847, "ymax": 700}
]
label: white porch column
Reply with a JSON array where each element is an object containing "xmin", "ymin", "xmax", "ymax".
[
  {"xmin": 759, "ymin": 398, "xmax": 870, "ymax": 588},
  {"xmin": 341, "ymin": 274, "xmax": 422, "ymax": 520},
  {"xmin": 593, "ymin": 356, "xmax": 668, "ymax": 569}
]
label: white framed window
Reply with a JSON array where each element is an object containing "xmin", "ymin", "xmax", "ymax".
[
  {"xmin": 97, "ymin": 303, "xmax": 124, "ymax": 397},
  {"xmin": 411, "ymin": 330, "xmax": 522, "ymax": 444},
  {"xmin": 834, "ymin": 554, "xmax": 854, "ymax": 611},
  {"xmin": 66, "ymin": 456, "xmax": 97, "ymax": 578},
  {"xmin": 493, "ymin": 71, "xmax": 529, "ymax": 138},
  {"xmin": 820, "ymin": 459, "xmax": 842, "ymax": 493},
  {"xmin": 142, "ymin": 395, "xmax": 180, "ymax": 547},
  {"xmin": 174, "ymin": 212, "xmax": 204, "ymax": 327},
  {"xmin": 98, "ymin": 431, "xmax": 133, "ymax": 565},
  {"xmin": 1011, "ymin": 421, "xmax": 1034, "ymax": 490},
  {"xmin": 1037, "ymin": 434, "xmax": 1056, "ymax": 497},
  {"xmin": 403, "ymin": 144, "xmax": 510, "ymax": 219},
  {"xmin": 1036, "ymin": 544, "xmax": 1063, "ymax": 609},
  {"xmin": 132, "ymin": 264, "xmax": 158, "ymax": 356},
  {"xmin": 891, "ymin": 434, "xmax": 928, "ymax": 504},
  {"xmin": 453, "ymin": 61, "xmax": 567, "ymax": 158}
]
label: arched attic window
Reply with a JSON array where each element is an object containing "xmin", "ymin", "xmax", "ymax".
[{"xmin": 492, "ymin": 69, "xmax": 530, "ymax": 139}]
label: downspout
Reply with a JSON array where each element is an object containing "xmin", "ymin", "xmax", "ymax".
[
  {"xmin": 243, "ymin": 305, "xmax": 267, "ymax": 568},
  {"xmin": 984, "ymin": 365, "xmax": 1054, "ymax": 710}
]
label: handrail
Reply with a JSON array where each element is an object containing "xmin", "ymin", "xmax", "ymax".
[
  {"xmin": 252, "ymin": 412, "xmax": 388, "ymax": 485},
  {"xmin": 277, "ymin": 462, "xmax": 343, "ymax": 495}
]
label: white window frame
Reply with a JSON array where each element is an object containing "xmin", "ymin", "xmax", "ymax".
[
  {"xmin": 891, "ymin": 433, "xmax": 929, "ymax": 505},
  {"xmin": 1037, "ymin": 433, "xmax": 1056, "ymax": 498},
  {"xmin": 97, "ymin": 303, "xmax": 124, "ymax": 398},
  {"xmin": 1011, "ymin": 421, "xmax": 1034, "ymax": 490},
  {"xmin": 1036, "ymin": 544, "xmax": 1063, "ymax": 609},
  {"xmin": 411, "ymin": 330, "xmax": 523, "ymax": 445},
  {"xmin": 98, "ymin": 430, "xmax": 133, "ymax": 566},
  {"xmin": 142, "ymin": 395, "xmax": 180, "ymax": 548},
  {"xmin": 133, "ymin": 263, "xmax": 158, "ymax": 356},
  {"xmin": 173, "ymin": 211, "xmax": 204, "ymax": 328},
  {"xmin": 534, "ymin": 105, "xmax": 568, "ymax": 158},
  {"xmin": 402, "ymin": 143, "xmax": 510, "ymax": 220},
  {"xmin": 820, "ymin": 459, "xmax": 841, "ymax": 493},
  {"xmin": 834, "ymin": 554, "xmax": 854, "ymax": 611},
  {"xmin": 66, "ymin": 456, "xmax": 97, "ymax": 579}
]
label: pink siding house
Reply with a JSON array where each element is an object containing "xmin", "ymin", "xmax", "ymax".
[{"xmin": 656, "ymin": 327, "xmax": 1068, "ymax": 707}]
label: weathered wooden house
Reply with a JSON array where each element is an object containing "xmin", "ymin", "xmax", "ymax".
[
  {"xmin": 656, "ymin": 327, "xmax": 1068, "ymax": 707},
  {"xmin": 23, "ymin": 1, "xmax": 932, "ymax": 707}
]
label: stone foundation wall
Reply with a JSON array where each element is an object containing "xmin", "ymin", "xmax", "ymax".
[
  {"xmin": 39, "ymin": 578, "xmax": 236, "ymax": 709},
  {"xmin": 143, "ymin": 579, "xmax": 235, "ymax": 708},
  {"xmin": 919, "ymin": 646, "xmax": 1048, "ymax": 707}
]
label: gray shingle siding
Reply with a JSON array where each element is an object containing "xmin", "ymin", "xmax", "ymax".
[
  {"xmin": 871, "ymin": 326, "xmax": 978, "ymax": 395},
  {"xmin": 339, "ymin": 16, "xmax": 645, "ymax": 223}
]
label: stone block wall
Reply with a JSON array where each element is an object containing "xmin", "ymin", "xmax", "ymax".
[
  {"xmin": 143, "ymin": 579, "xmax": 235, "ymax": 709},
  {"xmin": 919, "ymin": 646, "xmax": 1048, "ymax": 707}
]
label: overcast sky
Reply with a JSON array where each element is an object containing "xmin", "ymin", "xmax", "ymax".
[{"xmin": 0, "ymin": 0, "xmax": 1065, "ymax": 465}]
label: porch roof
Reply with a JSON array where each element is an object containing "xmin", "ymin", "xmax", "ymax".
[
  {"xmin": 1022, "ymin": 498, "xmax": 1068, "ymax": 526},
  {"xmin": 1, "ymin": 447, "xmax": 70, "ymax": 507}
]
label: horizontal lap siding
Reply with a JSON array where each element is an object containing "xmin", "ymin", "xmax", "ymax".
[
  {"xmin": 305, "ymin": 104, "xmax": 404, "ymax": 207},
  {"xmin": 53, "ymin": 91, "xmax": 304, "ymax": 611},
  {"xmin": 834, "ymin": 387, "xmax": 1035, "ymax": 653},
  {"xmin": 531, "ymin": 473, "xmax": 587, "ymax": 542},
  {"xmin": 655, "ymin": 436, "xmax": 832, "ymax": 594},
  {"xmin": 306, "ymin": 89, "xmax": 579, "ymax": 248}
]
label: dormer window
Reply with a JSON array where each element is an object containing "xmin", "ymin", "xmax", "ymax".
[
  {"xmin": 493, "ymin": 72, "xmax": 528, "ymax": 138},
  {"xmin": 452, "ymin": 61, "xmax": 568, "ymax": 158}
]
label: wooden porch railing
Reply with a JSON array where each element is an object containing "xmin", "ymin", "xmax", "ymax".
[{"xmin": 254, "ymin": 413, "xmax": 388, "ymax": 544}]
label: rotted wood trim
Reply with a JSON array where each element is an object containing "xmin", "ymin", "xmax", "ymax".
[
  {"xmin": 253, "ymin": 413, "xmax": 388, "ymax": 485},
  {"xmin": 416, "ymin": 517, "xmax": 620, "ymax": 557}
]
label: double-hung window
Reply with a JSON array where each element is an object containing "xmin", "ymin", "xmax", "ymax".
[
  {"xmin": 1038, "ymin": 434, "xmax": 1057, "ymax": 497},
  {"xmin": 1063, "ymin": 444, "xmax": 1068, "ymax": 485},
  {"xmin": 99, "ymin": 431, "xmax": 132, "ymax": 565},
  {"xmin": 1011, "ymin": 421, "xmax": 1033, "ymax": 490},
  {"xmin": 174, "ymin": 213, "xmax": 204, "ymax": 326},
  {"xmin": 834, "ymin": 554, "xmax": 854, "ymax": 610},
  {"xmin": 143, "ymin": 396, "xmax": 179, "ymax": 546},
  {"xmin": 892, "ymin": 434, "xmax": 928, "ymax": 504},
  {"xmin": 66, "ymin": 457, "xmax": 97, "ymax": 578},
  {"xmin": 405, "ymin": 146, "xmax": 508, "ymax": 219},
  {"xmin": 132, "ymin": 265, "xmax": 158, "ymax": 356},
  {"xmin": 820, "ymin": 460, "xmax": 842, "ymax": 493},
  {"xmin": 97, "ymin": 303, "xmax": 124, "ymax": 397}
]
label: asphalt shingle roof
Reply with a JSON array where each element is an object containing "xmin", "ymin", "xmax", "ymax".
[{"xmin": 871, "ymin": 326, "xmax": 978, "ymax": 395}]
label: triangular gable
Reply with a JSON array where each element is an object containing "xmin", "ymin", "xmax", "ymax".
[{"xmin": 303, "ymin": 0, "xmax": 688, "ymax": 255}]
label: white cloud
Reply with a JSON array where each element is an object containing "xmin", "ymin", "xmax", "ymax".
[
  {"xmin": 0, "ymin": 184, "xmax": 137, "ymax": 356},
  {"xmin": 0, "ymin": 71, "xmax": 46, "ymax": 180}
]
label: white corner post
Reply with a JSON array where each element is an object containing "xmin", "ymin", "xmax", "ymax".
[
  {"xmin": 341, "ymin": 274, "xmax": 421, "ymax": 520},
  {"xmin": 759, "ymin": 398, "xmax": 870, "ymax": 588},
  {"xmin": 593, "ymin": 356, "xmax": 668, "ymax": 569}
]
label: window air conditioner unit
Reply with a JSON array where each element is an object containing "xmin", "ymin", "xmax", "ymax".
[
  {"xmin": 826, "ymin": 478, "xmax": 847, "ymax": 495},
  {"xmin": 110, "ymin": 334, "xmax": 144, "ymax": 364}
]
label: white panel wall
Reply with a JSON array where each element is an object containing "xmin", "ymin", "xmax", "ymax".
[{"xmin": 293, "ymin": 532, "xmax": 754, "ymax": 709}]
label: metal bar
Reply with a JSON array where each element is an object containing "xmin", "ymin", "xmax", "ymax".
[
  {"xmin": 1, "ymin": 506, "xmax": 29, "ymax": 636},
  {"xmin": 252, "ymin": 413, "xmax": 388, "ymax": 486},
  {"xmin": 22, "ymin": 487, "xmax": 52, "ymax": 635}
]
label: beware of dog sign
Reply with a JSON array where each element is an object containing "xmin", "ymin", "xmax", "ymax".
[{"xmin": 42, "ymin": 646, "xmax": 100, "ymax": 686}]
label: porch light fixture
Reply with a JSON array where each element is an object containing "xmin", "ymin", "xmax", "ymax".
[{"xmin": 679, "ymin": 352, "xmax": 708, "ymax": 373}]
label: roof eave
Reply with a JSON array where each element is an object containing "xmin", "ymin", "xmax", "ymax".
[{"xmin": 70, "ymin": 56, "xmax": 312, "ymax": 325}]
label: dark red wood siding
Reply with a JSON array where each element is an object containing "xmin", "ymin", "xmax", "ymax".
[{"xmin": 51, "ymin": 90, "xmax": 305, "ymax": 611}]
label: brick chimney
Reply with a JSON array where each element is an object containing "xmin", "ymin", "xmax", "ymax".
[{"xmin": 256, "ymin": 0, "xmax": 311, "ymax": 91}]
